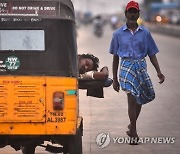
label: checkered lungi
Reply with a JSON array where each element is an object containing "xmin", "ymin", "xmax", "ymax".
[{"xmin": 120, "ymin": 58, "xmax": 155, "ymax": 105}]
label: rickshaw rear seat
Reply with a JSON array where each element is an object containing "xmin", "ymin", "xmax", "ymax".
[{"xmin": 78, "ymin": 78, "xmax": 113, "ymax": 98}]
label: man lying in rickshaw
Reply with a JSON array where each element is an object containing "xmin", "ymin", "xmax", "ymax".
[{"xmin": 78, "ymin": 53, "xmax": 112, "ymax": 98}]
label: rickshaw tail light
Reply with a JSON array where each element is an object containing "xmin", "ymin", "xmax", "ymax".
[{"xmin": 53, "ymin": 91, "xmax": 64, "ymax": 110}]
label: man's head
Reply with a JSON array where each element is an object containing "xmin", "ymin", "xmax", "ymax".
[
  {"xmin": 78, "ymin": 54, "xmax": 99, "ymax": 74},
  {"xmin": 125, "ymin": 1, "xmax": 140, "ymax": 24},
  {"xmin": 125, "ymin": 1, "xmax": 139, "ymax": 11}
]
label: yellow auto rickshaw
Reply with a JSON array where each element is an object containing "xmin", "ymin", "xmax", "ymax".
[{"xmin": 0, "ymin": 0, "xmax": 83, "ymax": 153}]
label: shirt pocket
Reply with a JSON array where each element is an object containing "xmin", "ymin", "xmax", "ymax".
[{"xmin": 134, "ymin": 40, "xmax": 145, "ymax": 51}]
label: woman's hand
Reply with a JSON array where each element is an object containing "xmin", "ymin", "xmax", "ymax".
[
  {"xmin": 93, "ymin": 66, "xmax": 109, "ymax": 80},
  {"xmin": 100, "ymin": 66, "xmax": 108, "ymax": 72}
]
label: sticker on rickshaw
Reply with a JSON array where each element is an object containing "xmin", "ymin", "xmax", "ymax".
[
  {"xmin": 0, "ymin": 1, "xmax": 58, "ymax": 17},
  {"xmin": 5, "ymin": 56, "xmax": 20, "ymax": 71}
]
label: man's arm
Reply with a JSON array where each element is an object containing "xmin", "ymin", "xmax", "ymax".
[
  {"xmin": 112, "ymin": 55, "xmax": 120, "ymax": 92},
  {"xmin": 149, "ymin": 54, "xmax": 165, "ymax": 84}
]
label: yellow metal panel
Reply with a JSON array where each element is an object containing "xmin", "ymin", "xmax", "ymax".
[
  {"xmin": 0, "ymin": 76, "xmax": 46, "ymax": 122},
  {"xmin": 65, "ymin": 97, "xmax": 77, "ymax": 109},
  {"xmin": 46, "ymin": 77, "xmax": 77, "ymax": 86},
  {"xmin": 45, "ymin": 77, "xmax": 78, "ymax": 134},
  {"xmin": 45, "ymin": 121, "xmax": 76, "ymax": 135},
  {"xmin": 0, "ymin": 76, "xmax": 79, "ymax": 135},
  {"xmin": 0, "ymin": 121, "xmax": 76, "ymax": 135},
  {"xmin": 0, "ymin": 123, "xmax": 46, "ymax": 135}
]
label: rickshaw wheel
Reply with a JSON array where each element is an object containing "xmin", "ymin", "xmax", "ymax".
[
  {"xmin": 21, "ymin": 145, "xmax": 36, "ymax": 154},
  {"xmin": 64, "ymin": 128, "xmax": 82, "ymax": 154}
]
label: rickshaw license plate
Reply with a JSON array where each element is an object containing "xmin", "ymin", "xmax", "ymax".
[{"xmin": 47, "ymin": 111, "xmax": 66, "ymax": 123}]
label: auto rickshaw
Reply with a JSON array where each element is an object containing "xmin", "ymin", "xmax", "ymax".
[{"xmin": 0, "ymin": 0, "xmax": 83, "ymax": 153}]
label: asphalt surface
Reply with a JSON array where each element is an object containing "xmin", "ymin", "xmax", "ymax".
[
  {"xmin": 78, "ymin": 24, "xmax": 180, "ymax": 154},
  {"xmin": 1, "ymin": 24, "xmax": 180, "ymax": 154}
]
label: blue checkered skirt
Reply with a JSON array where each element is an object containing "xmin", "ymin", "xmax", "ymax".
[{"xmin": 120, "ymin": 58, "xmax": 155, "ymax": 105}]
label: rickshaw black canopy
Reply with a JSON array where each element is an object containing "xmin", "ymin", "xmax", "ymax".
[{"xmin": 0, "ymin": 0, "xmax": 78, "ymax": 77}]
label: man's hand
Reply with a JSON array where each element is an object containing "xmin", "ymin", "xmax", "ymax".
[
  {"xmin": 149, "ymin": 55, "xmax": 165, "ymax": 84},
  {"xmin": 113, "ymin": 78, "xmax": 120, "ymax": 92},
  {"xmin": 158, "ymin": 72, "xmax": 165, "ymax": 84}
]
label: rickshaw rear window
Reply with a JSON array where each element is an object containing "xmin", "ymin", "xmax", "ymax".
[{"xmin": 0, "ymin": 30, "xmax": 45, "ymax": 51}]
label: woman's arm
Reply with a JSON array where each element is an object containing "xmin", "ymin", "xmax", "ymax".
[
  {"xmin": 80, "ymin": 67, "xmax": 109, "ymax": 80},
  {"xmin": 149, "ymin": 54, "xmax": 165, "ymax": 84},
  {"xmin": 93, "ymin": 66, "xmax": 109, "ymax": 80}
]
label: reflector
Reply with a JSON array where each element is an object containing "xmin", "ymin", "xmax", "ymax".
[{"xmin": 53, "ymin": 91, "xmax": 64, "ymax": 110}]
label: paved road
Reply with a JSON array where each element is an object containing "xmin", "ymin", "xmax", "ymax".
[
  {"xmin": 77, "ymin": 24, "xmax": 180, "ymax": 154},
  {"xmin": 1, "ymin": 24, "xmax": 180, "ymax": 154}
]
